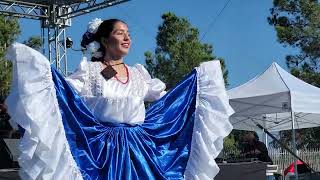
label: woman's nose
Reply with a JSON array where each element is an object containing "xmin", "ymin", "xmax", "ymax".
[{"xmin": 124, "ymin": 33, "xmax": 130, "ymax": 41}]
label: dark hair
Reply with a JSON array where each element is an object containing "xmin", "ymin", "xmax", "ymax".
[
  {"xmin": 81, "ymin": 19, "xmax": 126, "ymax": 62},
  {"xmin": 253, "ymin": 132, "xmax": 259, "ymax": 141},
  {"xmin": 245, "ymin": 131, "xmax": 260, "ymax": 141}
]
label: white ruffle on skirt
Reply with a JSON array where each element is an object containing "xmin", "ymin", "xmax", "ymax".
[
  {"xmin": 6, "ymin": 43, "xmax": 83, "ymax": 180},
  {"xmin": 184, "ymin": 61, "xmax": 234, "ymax": 180},
  {"xmin": 5, "ymin": 43, "xmax": 233, "ymax": 180}
]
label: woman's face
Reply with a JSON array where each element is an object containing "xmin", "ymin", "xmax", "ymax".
[{"xmin": 103, "ymin": 21, "xmax": 131, "ymax": 59}]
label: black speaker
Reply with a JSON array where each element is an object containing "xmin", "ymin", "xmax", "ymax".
[
  {"xmin": 0, "ymin": 138, "xmax": 19, "ymax": 169},
  {"xmin": 0, "ymin": 138, "xmax": 13, "ymax": 169},
  {"xmin": 216, "ymin": 161, "xmax": 267, "ymax": 180}
]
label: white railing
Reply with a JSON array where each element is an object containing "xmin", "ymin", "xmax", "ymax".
[
  {"xmin": 221, "ymin": 147, "xmax": 320, "ymax": 178},
  {"xmin": 268, "ymin": 148, "xmax": 320, "ymax": 173}
]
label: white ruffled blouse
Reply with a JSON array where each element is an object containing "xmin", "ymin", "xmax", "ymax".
[{"xmin": 66, "ymin": 58, "xmax": 166, "ymax": 125}]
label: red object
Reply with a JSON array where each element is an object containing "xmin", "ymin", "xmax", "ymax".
[
  {"xmin": 115, "ymin": 64, "xmax": 129, "ymax": 84},
  {"xmin": 284, "ymin": 160, "xmax": 304, "ymax": 176}
]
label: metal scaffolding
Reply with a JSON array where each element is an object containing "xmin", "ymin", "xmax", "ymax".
[{"xmin": 0, "ymin": 0, "xmax": 130, "ymax": 76}]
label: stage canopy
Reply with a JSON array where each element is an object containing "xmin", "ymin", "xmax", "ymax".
[{"xmin": 228, "ymin": 62, "xmax": 320, "ymax": 132}]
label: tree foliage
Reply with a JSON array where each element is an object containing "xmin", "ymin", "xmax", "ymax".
[
  {"xmin": 268, "ymin": 0, "xmax": 320, "ymax": 87},
  {"xmin": 0, "ymin": 16, "xmax": 20, "ymax": 58},
  {"xmin": 0, "ymin": 17, "xmax": 42, "ymax": 98},
  {"xmin": 0, "ymin": 61, "xmax": 12, "ymax": 98},
  {"xmin": 0, "ymin": 16, "xmax": 20, "ymax": 98},
  {"xmin": 268, "ymin": 0, "xmax": 320, "ymax": 148},
  {"xmin": 145, "ymin": 12, "xmax": 229, "ymax": 89},
  {"xmin": 223, "ymin": 133, "xmax": 240, "ymax": 156},
  {"xmin": 23, "ymin": 36, "xmax": 42, "ymax": 51},
  {"xmin": 144, "ymin": 12, "xmax": 235, "ymax": 153},
  {"xmin": 270, "ymin": 128, "xmax": 320, "ymax": 149}
]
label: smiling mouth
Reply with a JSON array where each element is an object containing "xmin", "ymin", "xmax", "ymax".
[{"xmin": 121, "ymin": 43, "xmax": 130, "ymax": 48}]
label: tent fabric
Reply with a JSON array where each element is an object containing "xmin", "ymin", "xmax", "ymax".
[
  {"xmin": 228, "ymin": 62, "xmax": 320, "ymax": 131},
  {"xmin": 230, "ymin": 112, "xmax": 320, "ymax": 132}
]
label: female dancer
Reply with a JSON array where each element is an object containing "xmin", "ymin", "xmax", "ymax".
[{"xmin": 5, "ymin": 18, "xmax": 234, "ymax": 180}]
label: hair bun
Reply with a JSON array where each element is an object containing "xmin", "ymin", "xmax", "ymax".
[
  {"xmin": 80, "ymin": 18, "xmax": 103, "ymax": 48},
  {"xmin": 87, "ymin": 18, "xmax": 103, "ymax": 34},
  {"xmin": 80, "ymin": 18, "xmax": 103, "ymax": 59},
  {"xmin": 81, "ymin": 31, "xmax": 94, "ymax": 48}
]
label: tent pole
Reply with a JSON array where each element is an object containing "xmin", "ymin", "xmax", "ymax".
[
  {"xmin": 291, "ymin": 111, "xmax": 298, "ymax": 180},
  {"xmin": 256, "ymin": 124, "xmax": 317, "ymax": 174},
  {"xmin": 264, "ymin": 131, "xmax": 268, "ymax": 146},
  {"xmin": 263, "ymin": 115, "xmax": 267, "ymax": 145}
]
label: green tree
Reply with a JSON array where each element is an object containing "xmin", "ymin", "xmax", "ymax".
[
  {"xmin": 268, "ymin": 0, "xmax": 320, "ymax": 86},
  {"xmin": 0, "ymin": 19, "xmax": 42, "ymax": 98},
  {"xmin": 144, "ymin": 12, "xmax": 229, "ymax": 89},
  {"xmin": 145, "ymin": 12, "xmax": 235, "ymax": 153},
  {"xmin": 0, "ymin": 16, "xmax": 20, "ymax": 98},
  {"xmin": 0, "ymin": 61, "xmax": 12, "ymax": 98},
  {"xmin": 0, "ymin": 16, "xmax": 20, "ymax": 58},
  {"xmin": 0, "ymin": 16, "xmax": 20, "ymax": 134},
  {"xmin": 268, "ymin": 0, "xmax": 320, "ymax": 148},
  {"xmin": 223, "ymin": 133, "xmax": 240, "ymax": 158},
  {"xmin": 23, "ymin": 36, "xmax": 42, "ymax": 51}
]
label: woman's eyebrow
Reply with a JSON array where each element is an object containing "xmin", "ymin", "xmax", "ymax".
[{"xmin": 114, "ymin": 29, "xmax": 130, "ymax": 33}]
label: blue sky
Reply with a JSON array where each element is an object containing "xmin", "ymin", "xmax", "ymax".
[{"xmin": 18, "ymin": 0, "xmax": 295, "ymax": 89}]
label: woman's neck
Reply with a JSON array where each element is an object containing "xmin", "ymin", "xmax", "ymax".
[{"xmin": 103, "ymin": 54, "xmax": 124, "ymax": 65}]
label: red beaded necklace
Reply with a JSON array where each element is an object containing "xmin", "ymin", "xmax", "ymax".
[{"xmin": 114, "ymin": 64, "xmax": 129, "ymax": 84}]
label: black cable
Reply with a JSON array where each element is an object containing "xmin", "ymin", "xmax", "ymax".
[
  {"xmin": 256, "ymin": 123, "xmax": 320, "ymax": 175},
  {"xmin": 201, "ymin": 0, "xmax": 232, "ymax": 41}
]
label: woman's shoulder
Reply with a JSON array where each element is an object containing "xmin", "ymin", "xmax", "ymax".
[
  {"xmin": 130, "ymin": 64, "xmax": 151, "ymax": 80},
  {"xmin": 82, "ymin": 58, "xmax": 102, "ymax": 68},
  {"xmin": 71, "ymin": 58, "xmax": 102, "ymax": 74}
]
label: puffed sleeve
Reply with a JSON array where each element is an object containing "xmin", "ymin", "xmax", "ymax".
[
  {"xmin": 65, "ymin": 57, "xmax": 90, "ymax": 96},
  {"xmin": 135, "ymin": 64, "xmax": 166, "ymax": 102}
]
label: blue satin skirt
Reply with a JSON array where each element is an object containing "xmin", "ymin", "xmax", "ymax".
[{"xmin": 52, "ymin": 68, "xmax": 197, "ymax": 180}]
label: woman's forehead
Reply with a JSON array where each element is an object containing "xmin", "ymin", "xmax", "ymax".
[{"xmin": 113, "ymin": 22, "xmax": 129, "ymax": 31}]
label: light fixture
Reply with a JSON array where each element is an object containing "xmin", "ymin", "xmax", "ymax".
[{"xmin": 66, "ymin": 37, "xmax": 73, "ymax": 48}]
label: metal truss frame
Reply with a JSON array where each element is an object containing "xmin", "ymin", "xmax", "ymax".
[
  {"xmin": 0, "ymin": 0, "xmax": 49, "ymax": 20},
  {"xmin": 59, "ymin": 0, "xmax": 130, "ymax": 18},
  {"xmin": 0, "ymin": 0, "xmax": 130, "ymax": 75},
  {"xmin": 48, "ymin": 27, "xmax": 68, "ymax": 76}
]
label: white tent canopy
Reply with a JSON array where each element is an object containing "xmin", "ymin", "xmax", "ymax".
[{"xmin": 228, "ymin": 62, "xmax": 320, "ymax": 132}]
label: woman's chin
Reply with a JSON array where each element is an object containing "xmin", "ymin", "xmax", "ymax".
[
  {"xmin": 108, "ymin": 49, "xmax": 130, "ymax": 59},
  {"xmin": 120, "ymin": 50, "xmax": 130, "ymax": 56}
]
